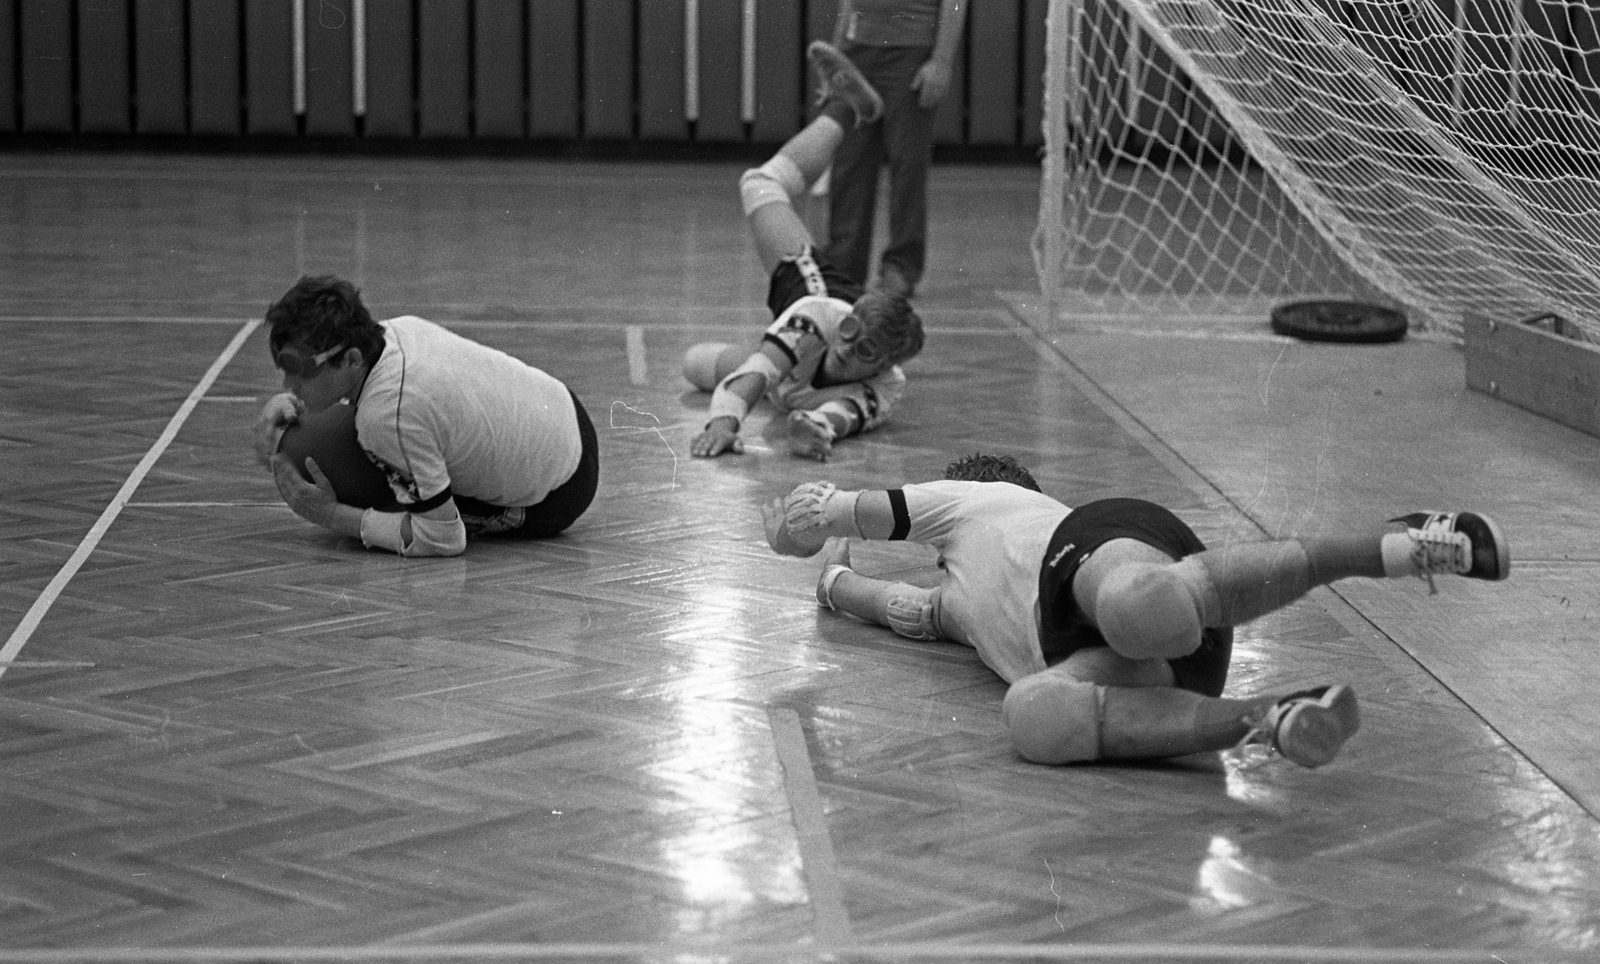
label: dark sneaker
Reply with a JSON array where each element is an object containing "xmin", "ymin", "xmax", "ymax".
[
  {"xmin": 807, "ymin": 41, "xmax": 884, "ymax": 126},
  {"xmin": 1241, "ymin": 685, "xmax": 1360, "ymax": 768},
  {"xmin": 1390, "ymin": 511, "xmax": 1511, "ymax": 581}
]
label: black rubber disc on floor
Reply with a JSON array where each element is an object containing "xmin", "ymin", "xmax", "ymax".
[{"xmin": 1270, "ymin": 300, "xmax": 1408, "ymax": 343}]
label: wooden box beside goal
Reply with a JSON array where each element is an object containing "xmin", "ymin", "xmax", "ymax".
[{"xmin": 1464, "ymin": 313, "xmax": 1600, "ymax": 440}]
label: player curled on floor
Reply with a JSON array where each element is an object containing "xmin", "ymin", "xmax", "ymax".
[
  {"xmin": 762, "ymin": 452, "xmax": 1511, "ymax": 769},
  {"xmin": 254, "ymin": 275, "xmax": 599, "ymax": 558},
  {"xmin": 684, "ymin": 42, "xmax": 923, "ymax": 463}
]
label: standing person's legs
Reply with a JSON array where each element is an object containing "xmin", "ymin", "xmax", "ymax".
[
  {"xmin": 876, "ymin": 46, "xmax": 937, "ymax": 295},
  {"xmin": 823, "ymin": 50, "xmax": 887, "ymax": 283}
]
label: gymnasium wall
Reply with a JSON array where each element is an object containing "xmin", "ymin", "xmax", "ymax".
[{"xmin": 0, "ymin": 0, "xmax": 1049, "ymax": 151}]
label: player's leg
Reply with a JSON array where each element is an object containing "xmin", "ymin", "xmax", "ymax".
[
  {"xmin": 741, "ymin": 45, "xmax": 884, "ymax": 274},
  {"xmin": 1003, "ymin": 668, "xmax": 1360, "ymax": 768},
  {"xmin": 1079, "ymin": 512, "xmax": 1511, "ymax": 662},
  {"xmin": 682, "ymin": 342, "xmax": 747, "ymax": 392},
  {"xmin": 814, "ymin": 540, "xmax": 943, "ymax": 641},
  {"xmin": 876, "ymin": 46, "xmax": 937, "ymax": 297}
]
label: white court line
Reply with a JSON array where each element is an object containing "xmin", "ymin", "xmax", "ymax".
[
  {"xmin": 624, "ymin": 324, "xmax": 649, "ymax": 385},
  {"xmin": 768, "ymin": 707, "xmax": 852, "ymax": 945},
  {"xmin": 0, "ymin": 940, "xmax": 1568, "ymax": 962},
  {"xmin": 0, "ymin": 319, "xmax": 262, "ymax": 683}
]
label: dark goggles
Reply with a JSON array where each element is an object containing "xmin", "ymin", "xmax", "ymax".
[{"xmin": 274, "ymin": 343, "xmax": 347, "ymax": 378}]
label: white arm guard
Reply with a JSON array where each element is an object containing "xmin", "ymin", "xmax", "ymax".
[
  {"xmin": 783, "ymin": 482, "xmax": 863, "ymax": 538},
  {"xmin": 360, "ymin": 508, "xmax": 468, "ymax": 558},
  {"xmin": 707, "ymin": 352, "xmax": 784, "ymax": 426}
]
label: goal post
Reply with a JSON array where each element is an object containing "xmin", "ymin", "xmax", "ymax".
[{"xmin": 1033, "ymin": 0, "xmax": 1600, "ymax": 338}]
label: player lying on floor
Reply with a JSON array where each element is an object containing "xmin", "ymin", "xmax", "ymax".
[
  {"xmin": 761, "ymin": 453, "xmax": 1511, "ymax": 768},
  {"xmin": 685, "ymin": 42, "xmax": 923, "ymax": 463},
  {"xmin": 252, "ymin": 275, "xmax": 599, "ymax": 557}
]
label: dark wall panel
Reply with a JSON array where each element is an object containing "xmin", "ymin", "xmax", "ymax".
[
  {"xmin": 21, "ymin": 2, "xmax": 73, "ymax": 132},
  {"xmin": 0, "ymin": 3, "xmax": 14, "ymax": 131},
  {"xmin": 245, "ymin": 0, "xmax": 295, "ymax": 134},
  {"xmin": 135, "ymin": 0, "xmax": 187, "ymax": 133},
  {"xmin": 968, "ymin": 0, "xmax": 1019, "ymax": 145},
  {"xmin": 363, "ymin": 0, "xmax": 413, "ymax": 137},
  {"xmin": 475, "ymin": 0, "xmax": 524, "ymax": 137},
  {"xmin": 529, "ymin": 0, "xmax": 579, "ymax": 137},
  {"xmin": 933, "ymin": 25, "xmax": 967, "ymax": 144},
  {"xmin": 695, "ymin": 0, "xmax": 742, "ymax": 141},
  {"xmin": 752, "ymin": 0, "xmax": 802, "ymax": 141},
  {"xmin": 305, "ymin": 0, "xmax": 355, "ymax": 135},
  {"xmin": 190, "ymin": 0, "xmax": 241, "ymax": 134},
  {"xmin": 638, "ymin": 0, "xmax": 687, "ymax": 140},
  {"xmin": 1022, "ymin": 0, "xmax": 1047, "ymax": 145},
  {"xmin": 585, "ymin": 0, "xmax": 633, "ymax": 138},
  {"xmin": 419, "ymin": 0, "xmax": 470, "ymax": 138},
  {"xmin": 79, "ymin": 0, "xmax": 132, "ymax": 133}
]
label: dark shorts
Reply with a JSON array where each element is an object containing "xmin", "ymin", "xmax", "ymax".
[
  {"xmin": 766, "ymin": 246, "xmax": 864, "ymax": 318},
  {"xmin": 1036, "ymin": 497, "xmax": 1233, "ymax": 697},
  {"xmin": 454, "ymin": 390, "xmax": 600, "ymax": 539}
]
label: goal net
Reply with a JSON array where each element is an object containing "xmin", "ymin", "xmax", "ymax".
[{"xmin": 1034, "ymin": 0, "xmax": 1600, "ymax": 338}]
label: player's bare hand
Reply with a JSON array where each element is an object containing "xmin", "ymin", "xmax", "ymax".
[
  {"xmin": 272, "ymin": 453, "xmax": 340, "ymax": 528},
  {"xmin": 762, "ymin": 496, "xmax": 824, "ymax": 558},
  {"xmin": 785, "ymin": 410, "xmax": 835, "ymax": 462},
  {"xmin": 691, "ymin": 417, "xmax": 744, "ymax": 458},
  {"xmin": 254, "ymin": 392, "xmax": 304, "ymax": 468},
  {"xmin": 912, "ymin": 58, "xmax": 953, "ymax": 109}
]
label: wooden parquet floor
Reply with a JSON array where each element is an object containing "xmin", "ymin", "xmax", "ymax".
[{"xmin": 1, "ymin": 154, "xmax": 1598, "ymax": 963}]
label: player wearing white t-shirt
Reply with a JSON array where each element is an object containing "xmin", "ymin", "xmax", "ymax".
[
  {"xmin": 254, "ymin": 276, "xmax": 599, "ymax": 558},
  {"xmin": 683, "ymin": 51, "xmax": 923, "ymax": 462},
  {"xmin": 761, "ymin": 454, "xmax": 1511, "ymax": 770}
]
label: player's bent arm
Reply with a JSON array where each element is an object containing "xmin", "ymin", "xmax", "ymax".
[
  {"xmin": 359, "ymin": 500, "xmax": 467, "ymax": 557},
  {"xmin": 693, "ymin": 341, "xmax": 801, "ymax": 458}
]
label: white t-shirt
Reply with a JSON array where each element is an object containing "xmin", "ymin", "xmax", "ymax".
[
  {"xmin": 895, "ymin": 480, "xmax": 1074, "ymax": 683},
  {"xmin": 762, "ymin": 295, "xmax": 906, "ymax": 431},
  {"xmin": 355, "ymin": 316, "xmax": 581, "ymax": 509}
]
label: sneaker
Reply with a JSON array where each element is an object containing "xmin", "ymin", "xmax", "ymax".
[
  {"xmin": 1390, "ymin": 511, "xmax": 1510, "ymax": 581},
  {"xmin": 807, "ymin": 41, "xmax": 884, "ymax": 126},
  {"xmin": 1240, "ymin": 685, "xmax": 1360, "ymax": 768}
]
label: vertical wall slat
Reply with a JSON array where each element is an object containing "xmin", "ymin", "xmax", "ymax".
[
  {"xmin": 529, "ymin": 0, "xmax": 579, "ymax": 137},
  {"xmin": 0, "ymin": 1, "xmax": 15, "ymax": 131},
  {"xmin": 638, "ymin": 0, "xmax": 688, "ymax": 140},
  {"xmin": 1021, "ymin": 0, "xmax": 1047, "ymax": 145},
  {"xmin": 752, "ymin": 0, "xmax": 802, "ymax": 141},
  {"xmin": 968, "ymin": 0, "xmax": 1019, "ymax": 144},
  {"xmin": 79, "ymin": 0, "xmax": 132, "ymax": 133},
  {"xmin": 418, "ymin": 0, "xmax": 470, "ymax": 138},
  {"xmin": 245, "ymin": 0, "xmax": 296, "ymax": 134},
  {"xmin": 584, "ymin": 0, "xmax": 633, "ymax": 138},
  {"xmin": 694, "ymin": 0, "xmax": 742, "ymax": 140},
  {"xmin": 135, "ymin": 0, "xmax": 186, "ymax": 133},
  {"xmin": 189, "ymin": 1, "xmax": 240, "ymax": 133},
  {"xmin": 363, "ymin": 0, "xmax": 412, "ymax": 137},
  {"xmin": 305, "ymin": 0, "xmax": 355, "ymax": 135},
  {"xmin": 21, "ymin": 1, "xmax": 73, "ymax": 132},
  {"xmin": 474, "ymin": 0, "xmax": 523, "ymax": 137}
]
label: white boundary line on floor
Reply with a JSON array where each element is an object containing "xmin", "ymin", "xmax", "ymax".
[
  {"xmin": 768, "ymin": 706, "xmax": 853, "ymax": 945},
  {"xmin": 0, "ymin": 319, "xmax": 262, "ymax": 684}
]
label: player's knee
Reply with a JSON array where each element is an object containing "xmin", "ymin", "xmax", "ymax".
[
  {"xmin": 881, "ymin": 584, "xmax": 940, "ymax": 641},
  {"xmin": 1002, "ymin": 672, "xmax": 1103, "ymax": 764},
  {"xmin": 682, "ymin": 342, "xmax": 741, "ymax": 391},
  {"xmin": 1094, "ymin": 563, "xmax": 1202, "ymax": 660},
  {"xmin": 739, "ymin": 156, "xmax": 805, "ymax": 216}
]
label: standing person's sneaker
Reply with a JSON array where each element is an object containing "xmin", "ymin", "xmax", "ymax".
[
  {"xmin": 1240, "ymin": 685, "xmax": 1361, "ymax": 768},
  {"xmin": 807, "ymin": 41, "xmax": 884, "ymax": 127}
]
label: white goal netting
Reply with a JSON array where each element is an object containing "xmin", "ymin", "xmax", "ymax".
[{"xmin": 1034, "ymin": 0, "xmax": 1600, "ymax": 337}]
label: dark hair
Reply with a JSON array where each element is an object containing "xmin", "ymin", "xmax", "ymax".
[
  {"xmin": 943, "ymin": 452, "xmax": 1042, "ymax": 492},
  {"xmin": 265, "ymin": 275, "xmax": 386, "ymax": 367},
  {"xmin": 853, "ymin": 291, "xmax": 924, "ymax": 365}
]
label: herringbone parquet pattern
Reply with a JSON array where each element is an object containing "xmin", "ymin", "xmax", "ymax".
[{"xmin": 2, "ymin": 155, "xmax": 1597, "ymax": 963}]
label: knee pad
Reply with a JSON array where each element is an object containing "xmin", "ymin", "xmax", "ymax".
[
  {"xmin": 682, "ymin": 342, "xmax": 741, "ymax": 392},
  {"xmin": 1001, "ymin": 672, "xmax": 1104, "ymax": 764},
  {"xmin": 739, "ymin": 155, "xmax": 806, "ymax": 216},
  {"xmin": 882, "ymin": 584, "xmax": 939, "ymax": 641},
  {"xmin": 1094, "ymin": 563, "xmax": 1202, "ymax": 660}
]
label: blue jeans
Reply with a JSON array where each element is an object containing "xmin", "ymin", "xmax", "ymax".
[{"xmin": 822, "ymin": 44, "xmax": 937, "ymax": 290}]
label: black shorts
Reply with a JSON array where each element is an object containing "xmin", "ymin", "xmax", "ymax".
[
  {"xmin": 766, "ymin": 246, "xmax": 864, "ymax": 318},
  {"xmin": 454, "ymin": 390, "xmax": 600, "ymax": 539},
  {"xmin": 1036, "ymin": 497, "xmax": 1233, "ymax": 697}
]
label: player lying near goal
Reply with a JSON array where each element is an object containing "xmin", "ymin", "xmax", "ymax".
[
  {"xmin": 252, "ymin": 275, "xmax": 599, "ymax": 557},
  {"xmin": 686, "ymin": 43, "xmax": 924, "ymax": 462},
  {"xmin": 761, "ymin": 454, "xmax": 1511, "ymax": 768}
]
